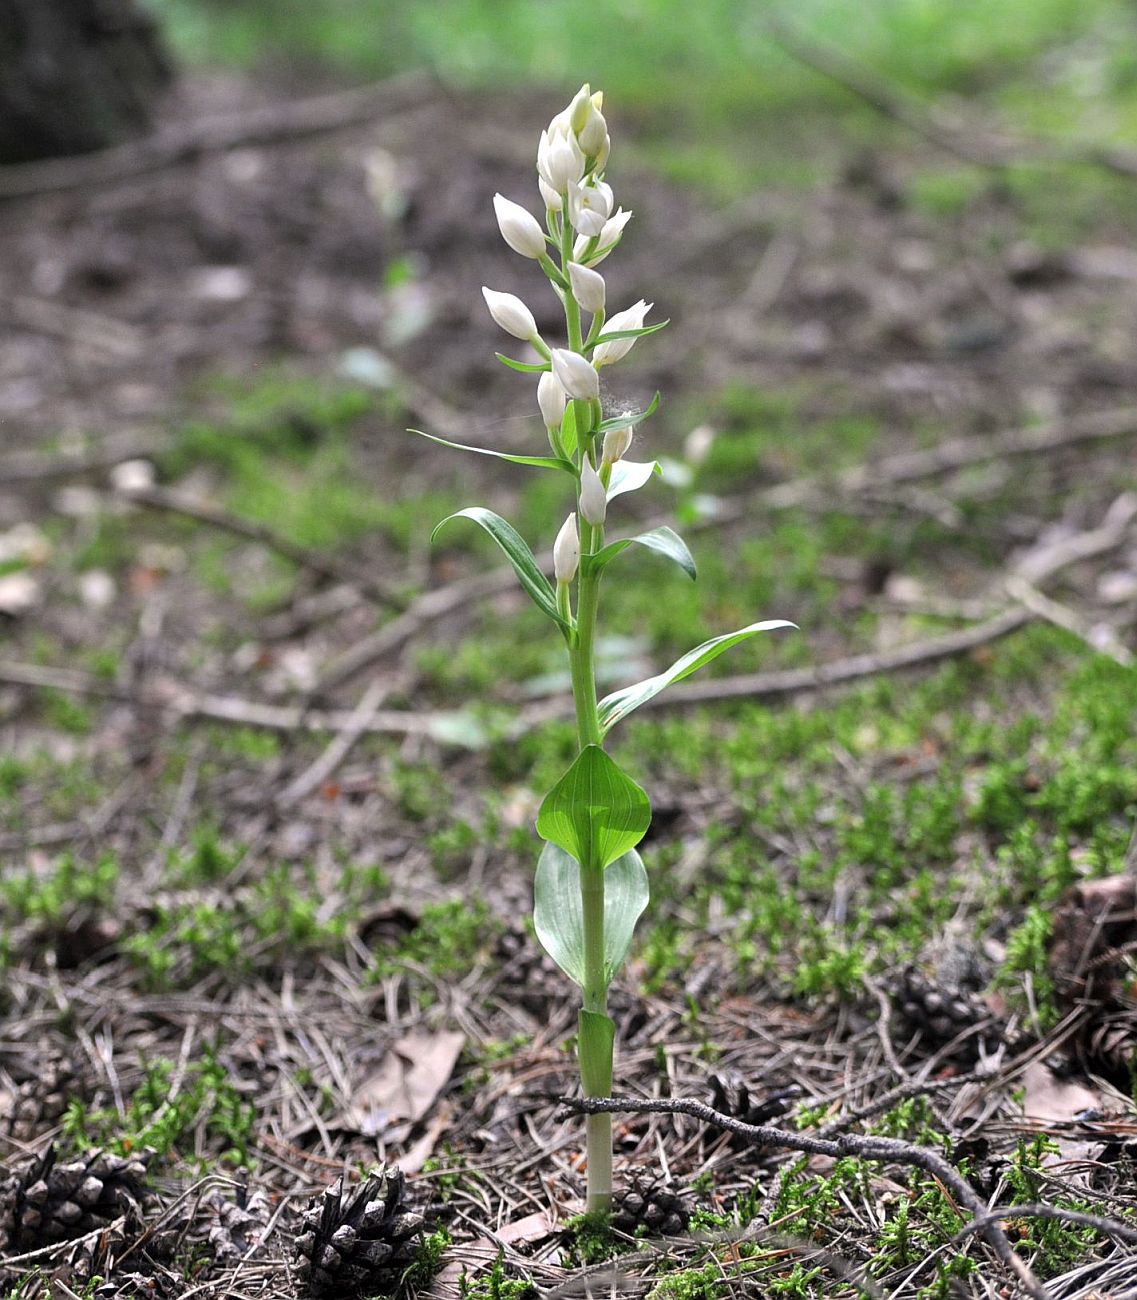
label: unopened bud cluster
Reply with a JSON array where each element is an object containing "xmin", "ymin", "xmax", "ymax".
[{"xmin": 482, "ymin": 82, "xmax": 657, "ymax": 590}]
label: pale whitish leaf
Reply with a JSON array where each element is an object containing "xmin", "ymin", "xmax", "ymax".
[
  {"xmin": 606, "ymin": 459, "xmax": 661, "ymax": 501},
  {"xmin": 533, "ymin": 842, "xmax": 649, "ymax": 987},
  {"xmin": 536, "ymin": 745, "xmax": 651, "ymax": 870},
  {"xmin": 410, "ymin": 428, "xmax": 574, "ymax": 474},
  {"xmin": 589, "ymin": 526, "xmax": 696, "ymax": 581},
  {"xmin": 431, "ymin": 507, "xmax": 569, "ymax": 631},
  {"xmin": 598, "ymin": 619, "xmax": 797, "ymax": 734}
]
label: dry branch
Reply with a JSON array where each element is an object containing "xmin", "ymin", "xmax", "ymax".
[
  {"xmin": 559, "ymin": 1095, "xmax": 1049, "ymax": 1300},
  {"xmin": 121, "ymin": 483, "xmax": 407, "ymax": 611},
  {"xmin": 0, "ymin": 70, "xmax": 439, "ymax": 202},
  {"xmin": 765, "ymin": 17, "xmax": 1137, "ymax": 181}
]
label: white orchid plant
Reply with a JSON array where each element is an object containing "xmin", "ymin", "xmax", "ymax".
[{"xmin": 416, "ymin": 84, "xmax": 792, "ymax": 1214}]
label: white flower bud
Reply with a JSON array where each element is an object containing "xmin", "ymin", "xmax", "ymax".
[
  {"xmin": 579, "ymin": 456, "xmax": 607, "ymax": 526},
  {"xmin": 493, "ymin": 193, "xmax": 546, "ymax": 259},
  {"xmin": 550, "ymin": 348, "xmax": 600, "ymax": 401},
  {"xmin": 538, "ymin": 127, "xmax": 585, "ymax": 195},
  {"xmin": 538, "ymin": 176, "xmax": 561, "ymax": 213},
  {"xmin": 602, "ymin": 425, "xmax": 633, "ymax": 464},
  {"xmin": 592, "ymin": 299, "xmax": 652, "ymax": 367},
  {"xmin": 590, "ymin": 208, "xmax": 632, "ymax": 262},
  {"xmin": 537, "ymin": 370, "xmax": 567, "ymax": 429},
  {"xmin": 568, "ymin": 181, "xmax": 608, "ymax": 237},
  {"xmin": 593, "ymin": 132, "xmax": 611, "ymax": 172},
  {"xmin": 568, "ymin": 84, "xmax": 593, "ymax": 135},
  {"xmin": 481, "ymin": 287, "xmax": 538, "ymax": 342},
  {"xmin": 567, "ymin": 261, "xmax": 605, "ymax": 314},
  {"xmin": 553, "ymin": 512, "xmax": 579, "ymax": 583},
  {"xmin": 579, "ymin": 105, "xmax": 608, "ymax": 158}
]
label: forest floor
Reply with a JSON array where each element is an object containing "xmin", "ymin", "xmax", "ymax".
[{"xmin": 2, "ymin": 59, "xmax": 1137, "ymax": 1300}]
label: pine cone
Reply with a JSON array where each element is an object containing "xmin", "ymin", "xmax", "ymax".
[
  {"xmin": 610, "ymin": 1177, "xmax": 690, "ymax": 1238},
  {"xmin": 3, "ymin": 1055, "xmax": 80, "ymax": 1142},
  {"xmin": 294, "ymin": 1166, "xmax": 424, "ymax": 1298},
  {"xmin": 0, "ymin": 1146, "xmax": 148, "ymax": 1252},
  {"xmin": 888, "ymin": 967, "xmax": 998, "ymax": 1054}
]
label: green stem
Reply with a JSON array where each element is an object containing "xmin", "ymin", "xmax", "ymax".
[{"xmin": 557, "ymin": 192, "xmax": 612, "ymax": 1215}]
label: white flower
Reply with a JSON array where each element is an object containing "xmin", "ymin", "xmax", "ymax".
[
  {"xmin": 568, "ymin": 181, "xmax": 608, "ymax": 237},
  {"xmin": 481, "ymin": 287, "xmax": 538, "ymax": 342},
  {"xmin": 592, "ymin": 299, "xmax": 652, "ymax": 367},
  {"xmin": 553, "ymin": 512, "xmax": 579, "ymax": 583},
  {"xmin": 567, "ymin": 261, "xmax": 605, "ymax": 314},
  {"xmin": 579, "ymin": 456, "xmax": 607, "ymax": 526},
  {"xmin": 550, "ymin": 348, "xmax": 600, "ymax": 401},
  {"xmin": 589, "ymin": 208, "xmax": 633, "ymax": 263},
  {"xmin": 538, "ymin": 176, "xmax": 561, "ymax": 213},
  {"xmin": 568, "ymin": 84, "xmax": 593, "ymax": 134},
  {"xmin": 537, "ymin": 370, "xmax": 567, "ymax": 429},
  {"xmin": 537, "ymin": 127, "xmax": 585, "ymax": 196},
  {"xmin": 593, "ymin": 132, "xmax": 610, "ymax": 172},
  {"xmin": 602, "ymin": 425, "xmax": 633, "ymax": 464},
  {"xmin": 579, "ymin": 105, "xmax": 608, "ymax": 159},
  {"xmin": 493, "ymin": 194, "xmax": 545, "ymax": 259}
]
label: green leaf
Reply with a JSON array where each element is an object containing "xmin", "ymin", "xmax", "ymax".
[
  {"xmin": 597, "ymin": 619, "xmax": 797, "ymax": 734},
  {"xmin": 410, "ymin": 429, "xmax": 575, "ymax": 474},
  {"xmin": 588, "ymin": 526, "xmax": 696, "ymax": 581},
  {"xmin": 597, "ymin": 391, "xmax": 660, "ymax": 433},
  {"xmin": 533, "ymin": 843, "xmax": 650, "ymax": 988},
  {"xmin": 495, "ymin": 353, "xmax": 550, "ymax": 374},
  {"xmin": 560, "ymin": 401, "xmax": 579, "ymax": 459},
  {"xmin": 537, "ymin": 745, "xmax": 651, "ymax": 870},
  {"xmin": 585, "ymin": 320, "xmax": 670, "ymax": 352},
  {"xmin": 607, "ymin": 459, "xmax": 661, "ymax": 501},
  {"xmin": 431, "ymin": 507, "xmax": 568, "ymax": 630}
]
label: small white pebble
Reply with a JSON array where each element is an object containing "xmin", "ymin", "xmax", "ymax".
[{"xmin": 110, "ymin": 459, "xmax": 156, "ymax": 494}]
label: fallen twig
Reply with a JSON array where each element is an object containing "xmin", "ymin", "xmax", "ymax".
[
  {"xmin": 276, "ymin": 674, "xmax": 399, "ymax": 806},
  {"xmin": 558, "ymin": 1095, "xmax": 1049, "ymax": 1300},
  {"xmin": 0, "ymin": 430, "xmax": 170, "ymax": 483},
  {"xmin": 955, "ymin": 1203, "xmax": 1137, "ymax": 1248},
  {"xmin": 765, "ymin": 16, "xmax": 1137, "ymax": 181},
  {"xmin": 0, "ymin": 70, "xmax": 439, "ymax": 202},
  {"xmin": 120, "ymin": 482, "xmax": 406, "ymax": 612}
]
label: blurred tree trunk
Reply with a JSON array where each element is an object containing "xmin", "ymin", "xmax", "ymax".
[{"xmin": 0, "ymin": 0, "xmax": 172, "ymax": 164}]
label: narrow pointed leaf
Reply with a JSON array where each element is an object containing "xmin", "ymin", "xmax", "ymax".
[
  {"xmin": 560, "ymin": 400, "xmax": 579, "ymax": 459},
  {"xmin": 495, "ymin": 353, "xmax": 550, "ymax": 374},
  {"xmin": 597, "ymin": 391, "xmax": 660, "ymax": 433},
  {"xmin": 585, "ymin": 320, "xmax": 670, "ymax": 352},
  {"xmin": 533, "ymin": 843, "xmax": 650, "ymax": 987},
  {"xmin": 431, "ymin": 507, "xmax": 568, "ymax": 629},
  {"xmin": 536, "ymin": 744, "xmax": 651, "ymax": 870},
  {"xmin": 598, "ymin": 619, "xmax": 797, "ymax": 734},
  {"xmin": 588, "ymin": 526, "xmax": 696, "ymax": 581},
  {"xmin": 607, "ymin": 459, "xmax": 661, "ymax": 501},
  {"xmin": 410, "ymin": 429, "xmax": 574, "ymax": 474}
]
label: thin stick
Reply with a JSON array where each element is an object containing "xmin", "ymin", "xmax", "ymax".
[
  {"xmin": 120, "ymin": 483, "xmax": 406, "ymax": 611},
  {"xmin": 765, "ymin": 16, "xmax": 1137, "ymax": 181},
  {"xmin": 0, "ymin": 71, "xmax": 439, "ymax": 203},
  {"xmin": 955, "ymin": 1203, "xmax": 1137, "ymax": 1248},
  {"xmin": 276, "ymin": 675, "xmax": 395, "ymax": 806},
  {"xmin": 559, "ymin": 1095, "xmax": 1049, "ymax": 1300}
]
